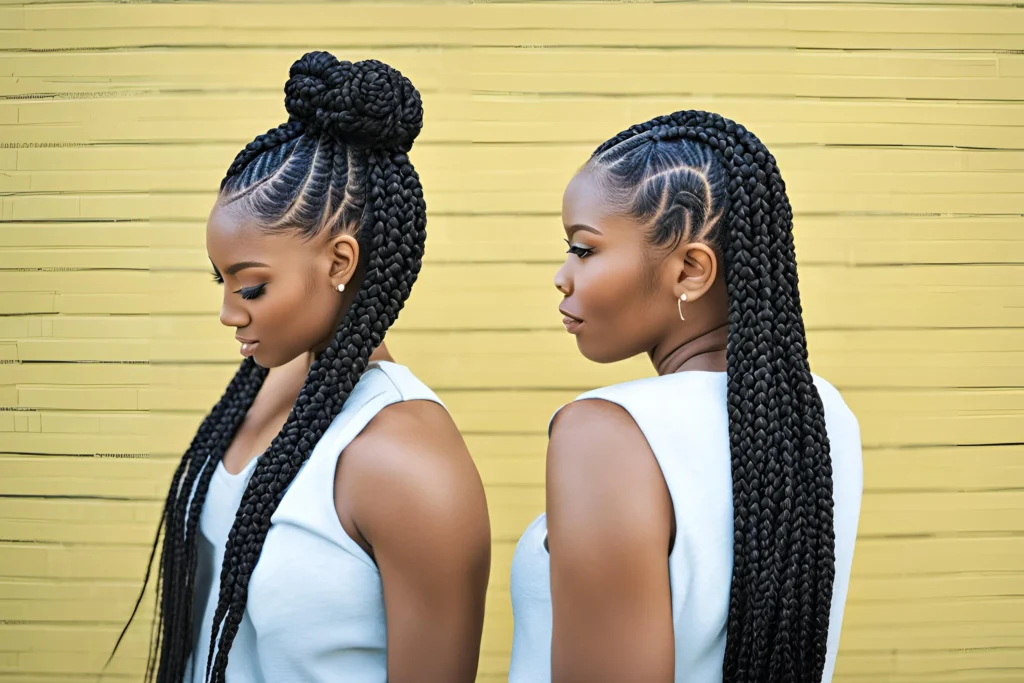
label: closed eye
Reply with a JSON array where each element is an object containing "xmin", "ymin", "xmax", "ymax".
[
  {"xmin": 239, "ymin": 283, "xmax": 267, "ymax": 301},
  {"xmin": 564, "ymin": 240, "xmax": 593, "ymax": 259},
  {"xmin": 211, "ymin": 271, "xmax": 224, "ymax": 284}
]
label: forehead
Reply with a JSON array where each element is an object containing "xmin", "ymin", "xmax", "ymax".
[
  {"xmin": 562, "ymin": 169, "xmax": 641, "ymax": 238},
  {"xmin": 206, "ymin": 202, "xmax": 316, "ymax": 264}
]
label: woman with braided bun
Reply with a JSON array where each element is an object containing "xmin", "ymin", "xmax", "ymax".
[
  {"xmin": 509, "ymin": 110, "xmax": 863, "ymax": 683},
  {"xmin": 112, "ymin": 52, "xmax": 490, "ymax": 683}
]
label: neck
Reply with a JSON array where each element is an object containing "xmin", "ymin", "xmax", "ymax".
[
  {"xmin": 650, "ymin": 323, "xmax": 728, "ymax": 376},
  {"xmin": 271, "ymin": 341, "xmax": 394, "ymax": 411},
  {"xmin": 368, "ymin": 341, "xmax": 394, "ymax": 364}
]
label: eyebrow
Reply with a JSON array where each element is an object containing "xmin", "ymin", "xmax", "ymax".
[
  {"xmin": 566, "ymin": 223, "xmax": 603, "ymax": 238},
  {"xmin": 225, "ymin": 261, "xmax": 270, "ymax": 276}
]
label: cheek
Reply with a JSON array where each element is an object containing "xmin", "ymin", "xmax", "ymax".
[
  {"xmin": 257, "ymin": 278, "xmax": 338, "ymax": 353},
  {"xmin": 573, "ymin": 255, "xmax": 663, "ymax": 362},
  {"xmin": 577, "ymin": 257, "xmax": 648, "ymax": 320}
]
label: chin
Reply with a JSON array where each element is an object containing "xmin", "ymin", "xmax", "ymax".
[
  {"xmin": 250, "ymin": 348, "xmax": 285, "ymax": 370},
  {"xmin": 575, "ymin": 337, "xmax": 626, "ymax": 365}
]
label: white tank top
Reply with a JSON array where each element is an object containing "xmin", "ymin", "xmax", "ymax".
[
  {"xmin": 509, "ymin": 371, "xmax": 863, "ymax": 683},
  {"xmin": 184, "ymin": 361, "xmax": 444, "ymax": 683}
]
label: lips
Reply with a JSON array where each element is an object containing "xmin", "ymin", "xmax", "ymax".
[
  {"xmin": 236, "ymin": 336, "xmax": 259, "ymax": 358},
  {"xmin": 559, "ymin": 308, "xmax": 583, "ymax": 334}
]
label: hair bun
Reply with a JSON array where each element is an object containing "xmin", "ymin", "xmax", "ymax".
[{"xmin": 284, "ymin": 51, "xmax": 423, "ymax": 149}]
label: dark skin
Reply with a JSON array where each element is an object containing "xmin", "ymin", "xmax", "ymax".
[
  {"xmin": 207, "ymin": 201, "xmax": 491, "ymax": 683},
  {"xmin": 547, "ymin": 170, "xmax": 730, "ymax": 683}
]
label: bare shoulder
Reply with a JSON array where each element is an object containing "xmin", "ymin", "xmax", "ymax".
[
  {"xmin": 547, "ymin": 398, "xmax": 671, "ymax": 550},
  {"xmin": 549, "ymin": 397, "xmax": 650, "ymax": 464},
  {"xmin": 339, "ymin": 399, "xmax": 489, "ymax": 550},
  {"xmin": 349, "ymin": 399, "xmax": 469, "ymax": 476},
  {"xmin": 548, "ymin": 398, "xmax": 659, "ymax": 497}
]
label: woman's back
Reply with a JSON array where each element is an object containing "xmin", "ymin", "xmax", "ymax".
[{"xmin": 510, "ymin": 371, "xmax": 862, "ymax": 683}]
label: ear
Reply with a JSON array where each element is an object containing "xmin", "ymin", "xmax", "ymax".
[
  {"xmin": 327, "ymin": 233, "xmax": 360, "ymax": 289},
  {"xmin": 670, "ymin": 242, "xmax": 718, "ymax": 302}
]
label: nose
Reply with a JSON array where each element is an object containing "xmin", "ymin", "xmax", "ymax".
[
  {"xmin": 554, "ymin": 261, "xmax": 572, "ymax": 296},
  {"xmin": 219, "ymin": 293, "xmax": 249, "ymax": 329}
]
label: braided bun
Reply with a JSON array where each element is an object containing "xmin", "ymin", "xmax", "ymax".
[{"xmin": 284, "ymin": 51, "xmax": 423, "ymax": 150}]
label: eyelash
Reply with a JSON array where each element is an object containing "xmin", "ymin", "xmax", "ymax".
[
  {"xmin": 212, "ymin": 273, "xmax": 266, "ymax": 300},
  {"xmin": 239, "ymin": 283, "xmax": 266, "ymax": 301},
  {"xmin": 565, "ymin": 240, "xmax": 593, "ymax": 259}
]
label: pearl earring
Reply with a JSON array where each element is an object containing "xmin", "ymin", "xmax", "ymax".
[
  {"xmin": 678, "ymin": 293, "xmax": 687, "ymax": 321},
  {"xmin": 337, "ymin": 283, "xmax": 345, "ymax": 293}
]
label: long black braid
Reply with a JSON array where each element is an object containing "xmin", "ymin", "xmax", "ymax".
[
  {"xmin": 588, "ymin": 110, "xmax": 835, "ymax": 683},
  {"xmin": 110, "ymin": 51, "xmax": 426, "ymax": 683}
]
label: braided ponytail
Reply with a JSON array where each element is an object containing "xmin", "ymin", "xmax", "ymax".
[
  {"xmin": 112, "ymin": 51, "xmax": 426, "ymax": 683},
  {"xmin": 589, "ymin": 110, "xmax": 835, "ymax": 683}
]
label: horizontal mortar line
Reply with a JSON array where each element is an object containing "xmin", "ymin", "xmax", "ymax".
[
  {"xmin": 646, "ymin": 0, "xmax": 1024, "ymax": 7},
  {"xmin": 0, "ymin": 576, "xmax": 142, "ymax": 585},
  {"xmin": 147, "ymin": 260, "xmax": 1024, "ymax": 271},
  {"xmin": 473, "ymin": 89, "xmax": 1024, "ymax": 104},
  {"xmin": 0, "ymin": 219, "xmax": 148, "ymax": 225},
  {"xmin": 861, "ymin": 486, "xmax": 1024, "ymax": 494},
  {"xmin": 0, "ymin": 538, "xmax": 160, "ymax": 548},
  {"xmin": 8, "ymin": 0, "xmax": 1011, "ymax": 6},
  {"xmin": 849, "ymin": 569, "xmax": 1024, "ymax": 578},
  {"xmin": 0, "ymin": 267, "xmax": 149, "ymax": 272},
  {"xmin": 0, "ymin": 618, "xmax": 149, "ymax": 626},
  {"xmin": 857, "ymin": 529, "xmax": 1024, "ymax": 540},
  {"xmin": 3, "ymin": 43, "xmax": 459, "ymax": 53},
  {"xmin": 380, "ymin": 211, "xmax": 1024, "ymax": 219},
  {"xmin": 5, "ymin": 138, "xmax": 1024, "ymax": 152},
  {"xmin": 0, "ymin": 493, "xmax": 155, "ymax": 502},
  {"xmin": 14, "ymin": 383, "xmax": 1024, "ymax": 393},
  {"xmin": 849, "ymin": 597, "xmax": 1024, "ymax": 606},
  {"xmin": 5, "ymin": 379, "xmax": 1020, "ymax": 393},
  {"xmin": 0, "ymin": 452, "xmax": 174, "ymax": 458},
  {"xmin": 2, "ymin": 532, "xmax": 1021, "ymax": 551},
  {"xmin": 12, "ymin": 0, "xmax": 461, "ymax": 5},
  {"xmin": 0, "ymin": 85, "xmax": 449, "ymax": 101},
  {"xmin": 7, "ymin": 87, "xmax": 1020, "ymax": 105},
  {"xmin": 97, "ymin": 319, "xmax": 1024, "ymax": 331},
  {"xmin": 0, "ymin": 445, "xmax": 1016, "ymax": 456},
  {"xmin": 142, "ymin": 210, "xmax": 1024, "ymax": 220},
  {"xmin": 465, "ymin": 139, "xmax": 1024, "ymax": 152},
  {"xmin": 4, "ymin": 86, "xmax": 1024, "ymax": 103},
  {"xmin": 3, "ymin": 43, "xmax": 1021, "ymax": 54},
  {"xmin": 482, "ymin": 43, "xmax": 1024, "ymax": 50},
  {"xmin": 0, "ymin": 137, "xmax": 448, "ymax": 148}
]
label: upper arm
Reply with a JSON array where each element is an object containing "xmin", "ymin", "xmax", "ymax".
[
  {"xmin": 547, "ymin": 399, "xmax": 675, "ymax": 683},
  {"xmin": 341, "ymin": 400, "xmax": 490, "ymax": 683}
]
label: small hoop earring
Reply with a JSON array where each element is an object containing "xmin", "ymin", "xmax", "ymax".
[
  {"xmin": 678, "ymin": 293, "xmax": 687, "ymax": 321},
  {"xmin": 337, "ymin": 283, "xmax": 345, "ymax": 293}
]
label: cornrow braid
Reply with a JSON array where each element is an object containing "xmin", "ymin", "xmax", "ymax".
[
  {"xmin": 589, "ymin": 110, "xmax": 835, "ymax": 683},
  {"xmin": 111, "ymin": 51, "xmax": 425, "ymax": 683},
  {"xmin": 222, "ymin": 120, "xmax": 305, "ymax": 189}
]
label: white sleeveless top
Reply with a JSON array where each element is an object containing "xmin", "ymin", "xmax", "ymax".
[
  {"xmin": 184, "ymin": 361, "xmax": 444, "ymax": 683},
  {"xmin": 509, "ymin": 371, "xmax": 863, "ymax": 683}
]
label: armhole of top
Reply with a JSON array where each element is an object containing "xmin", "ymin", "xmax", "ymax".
[
  {"xmin": 322, "ymin": 383, "xmax": 447, "ymax": 569},
  {"xmin": 546, "ymin": 395, "xmax": 679, "ymax": 557},
  {"xmin": 317, "ymin": 389, "xmax": 392, "ymax": 570}
]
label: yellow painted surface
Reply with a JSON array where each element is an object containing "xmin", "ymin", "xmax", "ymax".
[{"xmin": 1, "ymin": 1, "xmax": 1022, "ymax": 681}]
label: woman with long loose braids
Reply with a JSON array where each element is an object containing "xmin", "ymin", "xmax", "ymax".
[
  {"xmin": 509, "ymin": 110, "xmax": 862, "ymax": 683},
  {"xmin": 111, "ymin": 52, "xmax": 490, "ymax": 683}
]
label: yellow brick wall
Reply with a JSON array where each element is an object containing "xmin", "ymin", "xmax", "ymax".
[{"xmin": 1, "ymin": 1, "xmax": 1022, "ymax": 681}]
